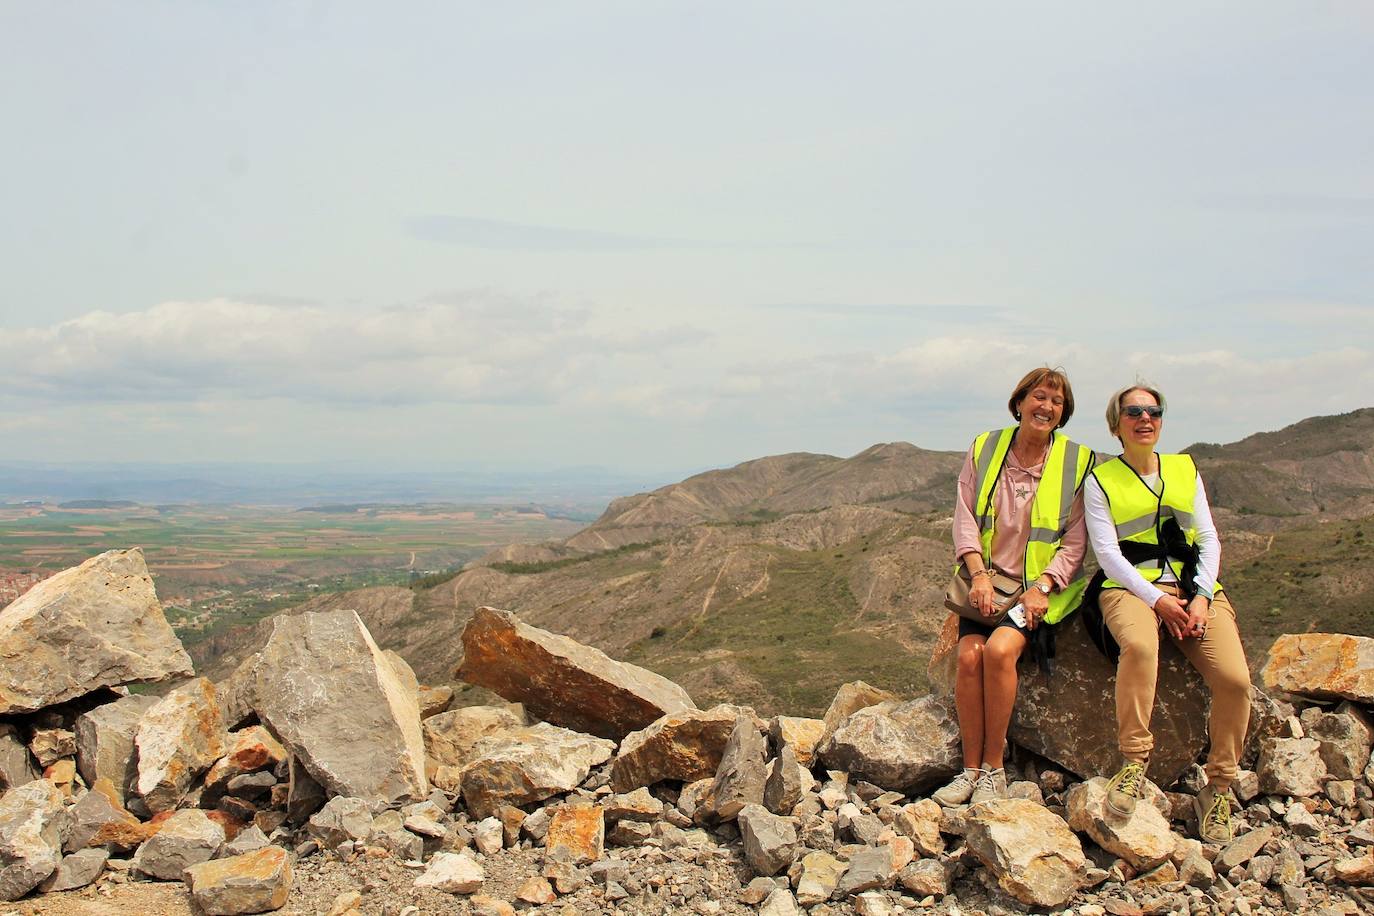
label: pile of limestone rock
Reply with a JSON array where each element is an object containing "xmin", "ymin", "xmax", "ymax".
[{"xmin": 2, "ymin": 548, "xmax": 1374, "ymax": 916}]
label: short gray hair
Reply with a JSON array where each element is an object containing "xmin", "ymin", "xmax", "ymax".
[{"xmin": 1106, "ymin": 383, "xmax": 1167, "ymax": 438}]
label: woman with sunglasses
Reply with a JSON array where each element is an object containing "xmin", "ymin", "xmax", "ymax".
[
  {"xmin": 1084, "ymin": 384, "xmax": 1250, "ymax": 844},
  {"xmin": 932, "ymin": 367, "xmax": 1095, "ymax": 808}
]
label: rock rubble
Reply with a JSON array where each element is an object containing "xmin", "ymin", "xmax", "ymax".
[{"xmin": 1, "ymin": 551, "xmax": 1373, "ymax": 916}]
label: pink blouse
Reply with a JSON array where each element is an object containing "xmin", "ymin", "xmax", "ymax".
[{"xmin": 952, "ymin": 440, "xmax": 1088, "ymax": 589}]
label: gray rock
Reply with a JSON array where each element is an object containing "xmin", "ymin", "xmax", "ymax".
[
  {"xmin": 964, "ymin": 797, "xmax": 1087, "ymax": 909},
  {"xmin": 1301, "ymin": 702, "xmax": 1374, "ymax": 780},
  {"xmin": 222, "ymin": 825, "xmax": 270, "ymax": 857},
  {"xmin": 1258, "ymin": 737, "xmax": 1327, "ymax": 797},
  {"xmin": 131, "ymin": 809, "xmax": 225, "ymax": 881},
  {"xmin": 422, "ymin": 704, "xmax": 525, "ymax": 768},
  {"xmin": 834, "ymin": 844, "xmax": 896, "ymax": 897},
  {"xmin": 459, "ymin": 722, "xmax": 614, "ymax": 818},
  {"xmin": 703, "ymin": 716, "xmax": 767, "ymax": 822},
  {"xmin": 898, "ymin": 858, "xmax": 947, "ymax": 896},
  {"xmin": 212, "ymin": 652, "xmax": 261, "ymax": 730},
  {"xmin": 0, "ymin": 726, "xmax": 38, "ymax": 793},
  {"xmin": 819, "ymin": 681, "xmax": 898, "ymax": 747},
  {"xmin": 202, "ymin": 726, "xmax": 287, "ymax": 804},
  {"xmin": 611, "ymin": 704, "xmax": 759, "ymax": 792},
  {"xmin": 63, "ymin": 781, "xmax": 141, "ymax": 853},
  {"xmin": 764, "ymin": 746, "xmax": 804, "ymax": 815},
  {"xmin": 817, "ymin": 695, "xmax": 961, "ymax": 794},
  {"xmin": 737, "ymin": 804, "xmax": 799, "ymax": 876},
  {"xmin": 367, "ymin": 810, "xmax": 424, "ymax": 860},
  {"xmin": 255, "ymin": 609, "xmax": 428, "ymax": 804},
  {"xmin": 307, "ymin": 797, "xmax": 375, "ymax": 852},
  {"xmin": 183, "ymin": 846, "xmax": 292, "ymax": 915},
  {"xmin": 134, "ymin": 677, "xmax": 227, "ymax": 813},
  {"xmin": 0, "ymin": 780, "xmax": 67, "ymax": 900},
  {"xmin": 28, "ymin": 728, "xmax": 76, "ymax": 768},
  {"xmin": 1284, "ymin": 801, "xmax": 1320, "ymax": 836},
  {"xmin": 285, "ymin": 757, "xmax": 326, "ymax": 826},
  {"xmin": 759, "ymin": 887, "xmax": 802, "ymax": 916},
  {"xmin": 473, "ymin": 816, "xmax": 504, "ymax": 856},
  {"xmin": 1215, "ymin": 826, "xmax": 1275, "ymax": 872},
  {"xmin": 413, "ymin": 850, "xmax": 484, "ymax": 893},
  {"xmin": 38, "ymin": 848, "xmax": 108, "ymax": 893},
  {"xmin": 0, "ymin": 549, "xmax": 193, "ymax": 714},
  {"xmin": 601, "ymin": 786, "xmax": 663, "ymax": 822},
  {"xmin": 74, "ymin": 694, "xmax": 159, "ymax": 804}
]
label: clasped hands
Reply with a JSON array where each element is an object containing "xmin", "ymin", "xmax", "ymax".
[
  {"xmin": 1154, "ymin": 593, "xmax": 1211, "ymax": 640},
  {"xmin": 969, "ymin": 576, "xmax": 1049, "ymax": 629}
]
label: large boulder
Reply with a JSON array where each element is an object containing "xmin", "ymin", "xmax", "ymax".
[
  {"xmin": 459, "ymin": 723, "xmax": 614, "ymax": 818},
  {"xmin": 1300, "ymin": 702, "xmax": 1374, "ymax": 780},
  {"xmin": 74, "ymin": 694, "xmax": 159, "ymax": 805},
  {"xmin": 254, "ymin": 610, "xmax": 427, "ymax": 804},
  {"xmin": 456, "ymin": 606, "xmax": 696, "ymax": 740},
  {"xmin": 0, "ymin": 780, "xmax": 68, "ymax": 901},
  {"xmin": 0, "ymin": 549, "xmax": 193, "ymax": 714},
  {"xmin": 213, "ymin": 653, "xmax": 261, "ymax": 730},
  {"xmin": 183, "ymin": 846, "xmax": 292, "ymax": 916},
  {"xmin": 929, "ymin": 613, "xmax": 1209, "ymax": 786},
  {"xmin": 64, "ymin": 779, "xmax": 142, "ymax": 852},
  {"xmin": 611, "ymin": 704, "xmax": 759, "ymax": 792},
  {"xmin": 964, "ymin": 798, "xmax": 1086, "ymax": 909},
  {"xmin": 1263, "ymin": 633, "xmax": 1374, "ymax": 703},
  {"xmin": 819, "ymin": 681, "xmax": 898, "ymax": 746},
  {"xmin": 817, "ymin": 695, "xmax": 961, "ymax": 794},
  {"xmin": 1065, "ymin": 777, "xmax": 1173, "ymax": 870},
  {"xmin": 702, "ymin": 716, "xmax": 767, "ymax": 822},
  {"xmin": 135, "ymin": 677, "xmax": 227, "ymax": 814},
  {"xmin": 422, "ymin": 705, "xmax": 526, "ymax": 768},
  {"xmin": 768, "ymin": 716, "xmax": 826, "ymax": 767}
]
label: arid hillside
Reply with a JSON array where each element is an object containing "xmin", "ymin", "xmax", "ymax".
[{"xmin": 192, "ymin": 408, "xmax": 1374, "ymax": 717}]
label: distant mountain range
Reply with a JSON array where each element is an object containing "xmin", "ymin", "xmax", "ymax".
[
  {"xmin": 191, "ymin": 408, "xmax": 1374, "ymax": 717},
  {"xmin": 0, "ymin": 463, "xmax": 683, "ymax": 519}
]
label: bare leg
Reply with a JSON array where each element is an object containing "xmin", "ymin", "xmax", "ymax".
[
  {"xmin": 954, "ymin": 634, "xmax": 987, "ymax": 770},
  {"xmin": 980, "ymin": 626, "xmax": 1029, "ymax": 769}
]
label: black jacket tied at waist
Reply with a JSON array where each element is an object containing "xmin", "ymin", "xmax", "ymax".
[{"xmin": 1081, "ymin": 517, "xmax": 1200, "ymax": 664}]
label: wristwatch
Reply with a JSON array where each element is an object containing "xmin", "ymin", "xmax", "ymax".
[{"xmin": 1034, "ymin": 582, "xmax": 1052, "ymax": 595}]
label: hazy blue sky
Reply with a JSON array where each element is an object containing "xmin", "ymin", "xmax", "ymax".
[{"xmin": 3, "ymin": 2, "xmax": 1372, "ymax": 473}]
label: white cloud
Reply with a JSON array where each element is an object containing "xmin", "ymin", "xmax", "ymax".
[{"xmin": 0, "ymin": 296, "xmax": 706, "ymax": 407}]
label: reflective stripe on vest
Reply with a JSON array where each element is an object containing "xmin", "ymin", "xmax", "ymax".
[
  {"xmin": 966, "ymin": 427, "xmax": 1096, "ymax": 624},
  {"xmin": 1091, "ymin": 453, "xmax": 1213, "ymax": 591}
]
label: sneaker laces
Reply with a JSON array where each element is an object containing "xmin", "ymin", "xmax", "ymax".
[
  {"xmin": 951, "ymin": 768, "xmax": 981, "ymax": 790},
  {"xmin": 1204, "ymin": 792, "xmax": 1230, "ymax": 830},
  {"xmin": 1116, "ymin": 761, "xmax": 1145, "ymax": 798}
]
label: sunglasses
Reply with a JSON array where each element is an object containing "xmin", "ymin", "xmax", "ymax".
[{"xmin": 1123, "ymin": 405, "xmax": 1164, "ymax": 419}]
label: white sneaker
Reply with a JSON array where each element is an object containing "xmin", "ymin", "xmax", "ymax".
[
  {"xmin": 932, "ymin": 768, "xmax": 983, "ymax": 807},
  {"xmin": 970, "ymin": 767, "xmax": 1008, "ymax": 805}
]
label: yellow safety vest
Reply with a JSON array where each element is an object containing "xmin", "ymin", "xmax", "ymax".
[
  {"xmin": 1090, "ymin": 453, "xmax": 1218, "ymax": 592},
  {"xmin": 966, "ymin": 426, "xmax": 1096, "ymax": 625}
]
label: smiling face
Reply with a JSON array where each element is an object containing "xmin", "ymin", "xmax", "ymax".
[
  {"xmin": 1115, "ymin": 387, "xmax": 1162, "ymax": 449},
  {"xmin": 1016, "ymin": 383, "xmax": 1065, "ymax": 436}
]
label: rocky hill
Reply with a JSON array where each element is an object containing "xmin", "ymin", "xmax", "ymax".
[{"xmin": 189, "ymin": 409, "xmax": 1374, "ymax": 717}]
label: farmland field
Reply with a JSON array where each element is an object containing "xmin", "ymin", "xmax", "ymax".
[{"xmin": 0, "ymin": 501, "xmax": 581, "ymax": 645}]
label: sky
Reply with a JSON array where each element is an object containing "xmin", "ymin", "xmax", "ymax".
[{"xmin": 2, "ymin": 1, "xmax": 1372, "ymax": 476}]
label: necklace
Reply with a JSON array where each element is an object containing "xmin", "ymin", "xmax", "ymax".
[{"xmin": 1013, "ymin": 438, "xmax": 1050, "ymax": 466}]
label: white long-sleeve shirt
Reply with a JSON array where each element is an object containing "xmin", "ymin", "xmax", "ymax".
[{"xmin": 1084, "ymin": 469, "xmax": 1220, "ymax": 609}]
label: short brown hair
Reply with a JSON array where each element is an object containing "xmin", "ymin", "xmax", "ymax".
[
  {"xmin": 1105, "ymin": 383, "xmax": 1167, "ymax": 438},
  {"xmin": 1007, "ymin": 367, "xmax": 1074, "ymax": 427}
]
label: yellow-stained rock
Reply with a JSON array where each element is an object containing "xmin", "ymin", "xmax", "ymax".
[
  {"xmin": 183, "ymin": 846, "xmax": 292, "ymax": 915},
  {"xmin": 545, "ymin": 806, "xmax": 604, "ymax": 866}
]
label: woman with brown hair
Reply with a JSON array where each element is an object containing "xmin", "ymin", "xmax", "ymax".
[{"xmin": 932, "ymin": 368, "xmax": 1095, "ymax": 807}]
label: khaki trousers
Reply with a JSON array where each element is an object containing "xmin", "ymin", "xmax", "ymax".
[{"xmin": 1099, "ymin": 584, "xmax": 1251, "ymax": 788}]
